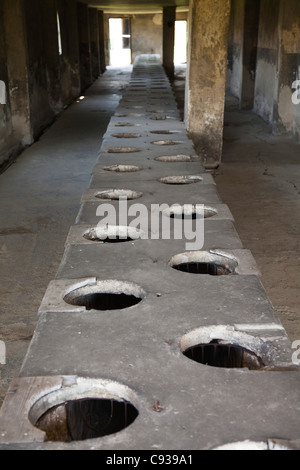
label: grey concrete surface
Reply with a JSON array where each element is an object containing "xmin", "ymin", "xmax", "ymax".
[{"xmin": 0, "ymin": 58, "xmax": 300, "ymax": 450}]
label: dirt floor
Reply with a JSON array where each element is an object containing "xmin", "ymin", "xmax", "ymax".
[{"xmin": 0, "ymin": 64, "xmax": 299, "ymax": 409}]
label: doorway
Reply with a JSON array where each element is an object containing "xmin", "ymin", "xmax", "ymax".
[
  {"xmin": 174, "ymin": 20, "xmax": 187, "ymax": 64},
  {"xmin": 109, "ymin": 18, "xmax": 132, "ymax": 66}
]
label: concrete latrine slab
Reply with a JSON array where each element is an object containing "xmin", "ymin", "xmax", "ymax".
[{"xmin": 0, "ymin": 56, "xmax": 300, "ymax": 450}]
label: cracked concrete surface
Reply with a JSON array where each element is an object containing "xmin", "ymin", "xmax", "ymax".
[{"xmin": 0, "ymin": 63, "xmax": 299, "ymax": 448}]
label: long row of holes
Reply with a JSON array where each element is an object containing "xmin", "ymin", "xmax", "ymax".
[
  {"xmin": 36, "ymin": 70, "xmax": 265, "ymax": 445},
  {"xmin": 34, "ymin": 72, "xmax": 174, "ymax": 443}
]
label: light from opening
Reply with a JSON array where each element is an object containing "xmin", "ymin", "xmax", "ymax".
[
  {"xmin": 174, "ymin": 21, "xmax": 187, "ymax": 64},
  {"xmin": 57, "ymin": 12, "xmax": 63, "ymax": 56},
  {"xmin": 109, "ymin": 18, "xmax": 131, "ymax": 66}
]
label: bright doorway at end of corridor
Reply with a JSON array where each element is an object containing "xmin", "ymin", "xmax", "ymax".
[
  {"xmin": 109, "ymin": 18, "xmax": 132, "ymax": 66},
  {"xmin": 175, "ymin": 20, "xmax": 187, "ymax": 65}
]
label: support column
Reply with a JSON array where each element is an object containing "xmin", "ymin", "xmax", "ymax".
[
  {"xmin": 3, "ymin": 0, "xmax": 32, "ymax": 146},
  {"xmin": 273, "ymin": 0, "xmax": 300, "ymax": 138},
  {"xmin": 241, "ymin": 0, "xmax": 260, "ymax": 109},
  {"xmin": 253, "ymin": 0, "xmax": 280, "ymax": 123},
  {"xmin": 41, "ymin": 0, "xmax": 61, "ymax": 114},
  {"xmin": 58, "ymin": 0, "xmax": 81, "ymax": 101},
  {"xmin": 89, "ymin": 7, "xmax": 100, "ymax": 81},
  {"xmin": 163, "ymin": 6, "xmax": 176, "ymax": 78},
  {"xmin": 230, "ymin": 0, "xmax": 244, "ymax": 101},
  {"xmin": 0, "ymin": 0, "xmax": 11, "ymax": 160},
  {"xmin": 104, "ymin": 14, "xmax": 110, "ymax": 68},
  {"xmin": 98, "ymin": 10, "xmax": 106, "ymax": 74},
  {"xmin": 77, "ymin": 2, "xmax": 92, "ymax": 91},
  {"xmin": 185, "ymin": 0, "xmax": 231, "ymax": 169}
]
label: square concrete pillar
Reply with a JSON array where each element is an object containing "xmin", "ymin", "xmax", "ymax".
[
  {"xmin": 40, "ymin": 0, "xmax": 62, "ymax": 113},
  {"xmin": 57, "ymin": 0, "xmax": 81, "ymax": 101},
  {"xmin": 77, "ymin": 2, "xmax": 92, "ymax": 91},
  {"xmin": 229, "ymin": 0, "xmax": 244, "ymax": 100},
  {"xmin": 3, "ymin": 0, "xmax": 32, "ymax": 147},
  {"xmin": 98, "ymin": 10, "xmax": 106, "ymax": 74},
  {"xmin": 241, "ymin": 0, "xmax": 260, "ymax": 109},
  {"xmin": 0, "ymin": 0, "xmax": 12, "ymax": 164},
  {"xmin": 272, "ymin": 0, "xmax": 300, "ymax": 138},
  {"xmin": 89, "ymin": 7, "xmax": 100, "ymax": 81},
  {"xmin": 185, "ymin": 0, "xmax": 231, "ymax": 169},
  {"xmin": 253, "ymin": 0, "xmax": 281, "ymax": 123},
  {"xmin": 229, "ymin": 0, "xmax": 260, "ymax": 110},
  {"xmin": 163, "ymin": 6, "xmax": 176, "ymax": 78}
]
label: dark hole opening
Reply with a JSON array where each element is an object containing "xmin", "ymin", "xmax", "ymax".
[
  {"xmin": 172, "ymin": 262, "xmax": 233, "ymax": 275},
  {"xmin": 170, "ymin": 213, "xmax": 198, "ymax": 220},
  {"xmin": 83, "ymin": 233, "xmax": 133, "ymax": 243},
  {"xmin": 65, "ymin": 292, "xmax": 142, "ymax": 311},
  {"xmin": 107, "ymin": 147, "xmax": 140, "ymax": 153},
  {"xmin": 36, "ymin": 398, "xmax": 139, "ymax": 442},
  {"xmin": 150, "ymin": 116, "xmax": 167, "ymax": 120},
  {"xmin": 169, "ymin": 208, "xmax": 217, "ymax": 219},
  {"xmin": 183, "ymin": 341, "xmax": 265, "ymax": 369},
  {"xmin": 150, "ymin": 130, "xmax": 173, "ymax": 134},
  {"xmin": 96, "ymin": 237, "xmax": 132, "ymax": 244}
]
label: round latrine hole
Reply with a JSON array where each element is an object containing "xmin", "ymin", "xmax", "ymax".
[
  {"xmin": 111, "ymin": 133, "xmax": 141, "ymax": 139},
  {"xmin": 63, "ymin": 280, "xmax": 146, "ymax": 311},
  {"xmin": 114, "ymin": 122, "xmax": 139, "ymax": 127},
  {"xmin": 29, "ymin": 378, "xmax": 139, "ymax": 442},
  {"xmin": 107, "ymin": 147, "xmax": 140, "ymax": 153},
  {"xmin": 103, "ymin": 165, "xmax": 141, "ymax": 173},
  {"xmin": 213, "ymin": 441, "xmax": 269, "ymax": 451},
  {"xmin": 151, "ymin": 140, "xmax": 182, "ymax": 146},
  {"xmin": 155, "ymin": 155, "xmax": 192, "ymax": 162},
  {"xmin": 180, "ymin": 327, "xmax": 266, "ymax": 370},
  {"xmin": 150, "ymin": 116, "xmax": 167, "ymax": 121},
  {"xmin": 95, "ymin": 189, "xmax": 142, "ymax": 200},
  {"xmin": 150, "ymin": 130, "xmax": 180, "ymax": 135},
  {"xmin": 83, "ymin": 225, "xmax": 144, "ymax": 243},
  {"xmin": 115, "ymin": 113, "xmax": 143, "ymax": 118},
  {"xmin": 158, "ymin": 175, "xmax": 203, "ymax": 185},
  {"xmin": 169, "ymin": 251, "xmax": 238, "ymax": 275},
  {"xmin": 163, "ymin": 204, "xmax": 217, "ymax": 219},
  {"xmin": 183, "ymin": 342, "xmax": 264, "ymax": 369},
  {"xmin": 35, "ymin": 398, "xmax": 138, "ymax": 442},
  {"xmin": 124, "ymin": 106, "xmax": 144, "ymax": 110}
]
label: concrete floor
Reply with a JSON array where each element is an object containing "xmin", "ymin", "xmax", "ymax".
[{"xmin": 0, "ymin": 63, "xmax": 299, "ymax": 412}]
